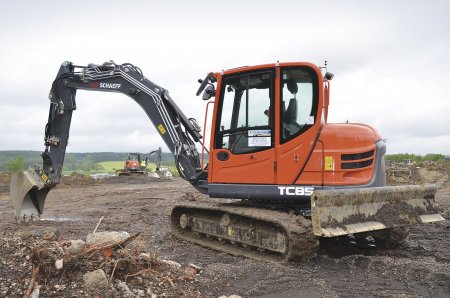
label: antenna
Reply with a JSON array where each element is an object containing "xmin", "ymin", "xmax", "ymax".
[{"xmin": 319, "ymin": 60, "xmax": 328, "ymax": 73}]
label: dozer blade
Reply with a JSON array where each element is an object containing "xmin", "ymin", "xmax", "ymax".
[
  {"xmin": 311, "ymin": 185, "xmax": 445, "ymax": 237},
  {"xmin": 10, "ymin": 168, "xmax": 53, "ymax": 223}
]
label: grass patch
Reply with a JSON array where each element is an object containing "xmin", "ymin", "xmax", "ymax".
[{"xmin": 97, "ymin": 161, "xmax": 124, "ymax": 172}]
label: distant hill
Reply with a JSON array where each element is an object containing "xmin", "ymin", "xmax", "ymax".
[{"xmin": 0, "ymin": 150, "xmax": 208, "ymax": 172}]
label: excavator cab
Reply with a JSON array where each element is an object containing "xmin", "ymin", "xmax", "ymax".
[
  {"xmin": 208, "ymin": 65, "xmax": 321, "ymax": 186},
  {"xmin": 126, "ymin": 153, "xmax": 141, "ymax": 169}
]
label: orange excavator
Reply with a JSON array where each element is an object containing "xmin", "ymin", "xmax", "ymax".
[
  {"xmin": 10, "ymin": 61, "xmax": 444, "ymax": 261},
  {"xmin": 116, "ymin": 153, "xmax": 147, "ymax": 176},
  {"xmin": 116, "ymin": 148, "xmax": 170, "ymax": 177}
]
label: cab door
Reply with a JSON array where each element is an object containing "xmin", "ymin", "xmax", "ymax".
[
  {"xmin": 210, "ymin": 69, "xmax": 275, "ymax": 184},
  {"xmin": 275, "ymin": 65, "xmax": 323, "ymax": 185}
]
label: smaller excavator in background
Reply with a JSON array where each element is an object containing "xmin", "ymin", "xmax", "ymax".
[
  {"xmin": 116, "ymin": 152, "xmax": 147, "ymax": 176},
  {"xmin": 116, "ymin": 148, "xmax": 172, "ymax": 178}
]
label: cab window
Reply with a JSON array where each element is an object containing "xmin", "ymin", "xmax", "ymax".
[
  {"xmin": 216, "ymin": 70, "xmax": 273, "ymax": 154},
  {"xmin": 280, "ymin": 67, "xmax": 318, "ymax": 143}
]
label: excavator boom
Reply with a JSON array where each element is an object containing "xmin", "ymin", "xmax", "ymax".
[{"xmin": 10, "ymin": 61, "xmax": 206, "ymax": 222}]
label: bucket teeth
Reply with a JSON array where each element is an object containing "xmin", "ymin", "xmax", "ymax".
[
  {"xmin": 10, "ymin": 168, "xmax": 53, "ymax": 223},
  {"xmin": 311, "ymin": 185, "xmax": 445, "ymax": 237}
]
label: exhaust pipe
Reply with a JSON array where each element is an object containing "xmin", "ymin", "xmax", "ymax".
[{"xmin": 10, "ymin": 168, "xmax": 54, "ymax": 223}]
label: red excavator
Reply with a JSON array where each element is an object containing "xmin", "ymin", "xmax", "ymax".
[
  {"xmin": 115, "ymin": 148, "xmax": 170, "ymax": 177},
  {"xmin": 116, "ymin": 153, "xmax": 147, "ymax": 176},
  {"xmin": 10, "ymin": 61, "xmax": 444, "ymax": 261}
]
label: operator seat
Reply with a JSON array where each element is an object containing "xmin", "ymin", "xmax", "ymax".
[
  {"xmin": 285, "ymin": 98, "xmax": 298, "ymax": 124},
  {"xmin": 283, "ymin": 79, "xmax": 300, "ymax": 138},
  {"xmin": 284, "ymin": 78, "xmax": 298, "ymax": 124}
]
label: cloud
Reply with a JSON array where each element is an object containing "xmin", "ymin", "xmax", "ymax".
[{"xmin": 0, "ymin": 0, "xmax": 449, "ymax": 155}]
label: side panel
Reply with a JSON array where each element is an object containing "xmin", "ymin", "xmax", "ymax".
[
  {"xmin": 211, "ymin": 148, "xmax": 275, "ymax": 184},
  {"xmin": 317, "ymin": 124, "xmax": 382, "ymax": 186}
]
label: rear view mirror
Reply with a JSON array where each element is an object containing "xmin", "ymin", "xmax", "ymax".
[{"xmin": 202, "ymin": 84, "xmax": 216, "ymax": 100}]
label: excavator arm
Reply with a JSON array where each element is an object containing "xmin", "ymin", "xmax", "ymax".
[
  {"xmin": 146, "ymin": 147, "xmax": 162, "ymax": 171},
  {"xmin": 11, "ymin": 61, "xmax": 208, "ymax": 222}
]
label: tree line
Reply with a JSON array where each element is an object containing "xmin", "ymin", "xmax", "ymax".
[{"xmin": 385, "ymin": 153, "xmax": 446, "ymax": 163}]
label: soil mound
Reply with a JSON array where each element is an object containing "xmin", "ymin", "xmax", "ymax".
[
  {"xmin": 61, "ymin": 172, "xmax": 100, "ymax": 187},
  {"xmin": 387, "ymin": 162, "xmax": 446, "ymax": 186},
  {"xmin": 0, "ymin": 172, "xmax": 12, "ymax": 193}
]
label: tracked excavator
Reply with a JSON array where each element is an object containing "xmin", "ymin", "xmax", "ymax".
[
  {"xmin": 10, "ymin": 61, "xmax": 444, "ymax": 261},
  {"xmin": 116, "ymin": 148, "xmax": 167, "ymax": 177},
  {"xmin": 116, "ymin": 152, "xmax": 148, "ymax": 176}
]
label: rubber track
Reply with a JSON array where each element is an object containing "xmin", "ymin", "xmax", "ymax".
[{"xmin": 171, "ymin": 201, "xmax": 319, "ymax": 262}]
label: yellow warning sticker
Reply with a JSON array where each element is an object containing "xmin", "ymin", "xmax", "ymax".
[
  {"xmin": 41, "ymin": 173, "xmax": 48, "ymax": 182},
  {"xmin": 157, "ymin": 124, "xmax": 166, "ymax": 135},
  {"xmin": 227, "ymin": 227, "xmax": 232, "ymax": 236},
  {"xmin": 325, "ymin": 156, "xmax": 333, "ymax": 171}
]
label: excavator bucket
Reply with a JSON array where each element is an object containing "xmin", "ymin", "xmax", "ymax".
[
  {"xmin": 311, "ymin": 185, "xmax": 445, "ymax": 237},
  {"xmin": 10, "ymin": 168, "xmax": 52, "ymax": 223}
]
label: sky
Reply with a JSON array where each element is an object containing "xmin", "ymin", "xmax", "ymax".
[{"xmin": 0, "ymin": 0, "xmax": 449, "ymax": 155}]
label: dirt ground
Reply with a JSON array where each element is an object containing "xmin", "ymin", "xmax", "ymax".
[{"xmin": 0, "ymin": 166, "xmax": 449, "ymax": 297}]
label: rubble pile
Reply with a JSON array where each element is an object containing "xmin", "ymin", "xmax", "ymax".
[
  {"xmin": 386, "ymin": 161, "xmax": 447, "ymax": 186},
  {"xmin": 61, "ymin": 172, "xmax": 100, "ymax": 187},
  {"xmin": 0, "ymin": 228, "xmax": 201, "ymax": 297},
  {"xmin": 0, "ymin": 172, "xmax": 11, "ymax": 193}
]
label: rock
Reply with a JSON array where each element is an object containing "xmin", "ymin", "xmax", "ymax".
[
  {"xmin": 126, "ymin": 239, "xmax": 147, "ymax": 250},
  {"xmin": 42, "ymin": 227, "xmax": 60, "ymax": 241},
  {"xmin": 66, "ymin": 239, "xmax": 86, "ymax": 254},
  {"xmin": 116, "ymin": 281, "xmax": 129, "ymax": 291},
  {"xmin": 15, "ymin": 230, "xmax": 33, "ymax": 239},
  {"xmin": 147, "ymin": 287, "xmax": 153, "ymax": 295},
  {"xmin": 86, "ymin": 231, "xmax": 130, "ymax": 246},
  {"xmin": 30, "ymin": 288, "xmax": 39, "ymax": 298},
  {"xmin": 116, "ymin": 281, "xmax": 133, "ymax": 297},
  {"xmin": 139, "ymin": 253, "xmax": 153, "ymax": 259},
  {"xmin": 83, "ymin": 269, "xmax": 109, "ymax": 290},
  {"xmin": 56, "ymin": 285, "xmax": 66, "ymax": 291},
  {"xmin": 184, "ymin": 264, "xmax": 202, "ymax": 281},
  {"xmin": 54, "ymin": 259, "xmax": 64, "ymax": 270},
  {"xmin": 161, "ymin": 259, "xmax": 181, "ymax": 269},
  {"xmin": 184, "ymin": 267, "xmax": 197, "ymax": 276},
  {"xmin": 187, "ymin": 263, "xmax": 202, "ymax": 274},
  {"xmin": 135, "ymin": 276, "xmax": 143, "ymax": 285},
  {"xmin": 148, "ymin": 172, "xmax": 160, "ymax": 179},
  {"xmin": 219, "ymin": 296, "xmax": 242, "ymax": 298}
]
